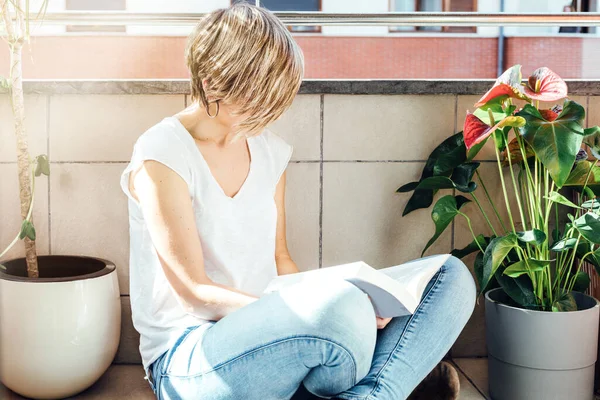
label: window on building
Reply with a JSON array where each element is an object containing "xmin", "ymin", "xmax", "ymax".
[
  {"xmin": 66, "ymin": 0, "xmax": 126, "ymax": 33},
  {"xmin": 390, "ymin": 0, "xmax": 476, "ymax": 33},
  {"xmin": 232, "ymin": 0, "xmax": 321, "ymax": 33}
]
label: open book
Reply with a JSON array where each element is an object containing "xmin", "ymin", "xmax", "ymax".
[{"xmin": 263, "ymin": 254, "xmax": 451, "ymax": 318}]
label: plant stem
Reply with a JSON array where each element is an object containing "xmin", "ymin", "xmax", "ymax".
[
  {"xmin": 504, "ymin": 132, "xmax": 528, "ymax": 231},
  {"xmin": 470, "ymin": 192, "xmax": 497, "ymax": 236},
  {"xmin": 494, "ymin": 145, "xmax": 517, "ymax": 233},
  {"xmin": 458, "ymin": 212, "xmax": 485, "ymax": 253},
  {"xmin": 476, "ymin": 169, "xmax": 507, "ymax": 232}
]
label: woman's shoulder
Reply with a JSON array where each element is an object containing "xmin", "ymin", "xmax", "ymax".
[
  {"xmin": 258, "ymin": 128, "xmax": 293, "ymax": 156},
  {"xmin": 134, "ymin": 117, "xmax": 192, "ymax": 153}
]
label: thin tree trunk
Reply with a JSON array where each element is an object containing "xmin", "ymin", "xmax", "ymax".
[{"xmin": 3, "ymin": 0, "xmax": 39, "ymax": 278}]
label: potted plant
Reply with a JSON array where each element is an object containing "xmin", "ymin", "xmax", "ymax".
[
  {"xmin": 0, "ymin": 2, "xmax": 120, "ymax": 399},
  {"xmin": 399, "ymin": 64, "xmax": 600, "ymax": 400}
]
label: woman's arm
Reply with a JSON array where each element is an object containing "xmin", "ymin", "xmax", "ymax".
[
  {"xmin": 274, "ymin": 170, "xmax": 301, "ymax": 275},
  {"xmin": 130, "ymin": 160, "xmax": 259, "ymax": 322}
]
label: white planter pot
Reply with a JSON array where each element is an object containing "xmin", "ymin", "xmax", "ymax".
[{"xmin": 0, "ymin": 256, "xmax": 121, "ymax": 399}]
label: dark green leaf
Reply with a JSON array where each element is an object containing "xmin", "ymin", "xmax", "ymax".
[
  {"xmin": 402, "ymin": 190, "xmax": 435, "ymax": 217},
  {"xmin": 573, "ymin": 271, "xmax": 591, "ymax": 293},
  {"xmin": 19, "ymin": 220, "xmax": 36, "ymax": 241},
  {"xmin": 551, "ymin": 237, "xmax": 578, "ymax": 252},
  {"xmin": 433, "ymin": 133, "xmax": 469, "ymax": 175},
  {"xmin": 397, "ymin": 181, "xmax": 419, "ymax": 193},
  {"xmin": 495, "ymin": 264, "xmax": 538, "ymax": 309},
  {"xmin": 422, "ymin": 195, "xmax": 471, "ymax": 256},
  {"xmin": 546, "ymin": 191, "xmax": 581, "ymax": 209},
  {"xmin": 516, "ymin": 229, "xmax": 546, "ymax": 246},
  {"xmin": 552, "ymin": 292, "xmax": 578, "ymax": 312},
  {"xmin": 480, "ymin": 233, "xmax": 519, "ymax": 294},
  {"xmin": 450, "ymin": 162, "xmax": 480, "ymax": 192},
  {"xmin": 517, "ymin": 100, "xmax": 586, "ymax": 187},
  {"xmin": 503, "ymin": 258, "xmax": 550, "ymax": 278},
  {"xmin": 573, "ymin": 212, "xmax": 600, "ymax": 244},
  {"xmin": 564, "ymin": 160, "xmax": 600, "ymax": 189},
  {"xmin": 451, "ymin": 235, "xmax": 489, "ymax": 259},
  {"xmin": 400, "ymin": 132, "xmax": 466, "ymax": 216}
]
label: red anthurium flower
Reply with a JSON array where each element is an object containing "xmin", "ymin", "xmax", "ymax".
[
  {"xmin": 474, "ymin": 65, "xmax": 528, "ymax": 108},
  {"xmin": 539, "ymin": 109, "xmax": 559, "ymax": 122},
  {"xmin": 463, "ymin": 113, "xmax": 497, "ymax": 150},
  {"xmin": 463, "ymin": 112, "xmax": 526, "ymax": 150},
  {"xmin": 524, "ymin": 67, "xmax": 568, "ymax": 102}
]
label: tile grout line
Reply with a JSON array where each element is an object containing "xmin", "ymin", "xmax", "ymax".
[
  {"xmin": 319, "ymin": 94, "xmax": 324, "ymax": 269},
  {"xmin": 451, "ymin": 94, "xmax": 458, "ymax": 254},
  {"xmin": 47, "ymin": 95, "xmax": 52, "ymax": 255},
  {"xmin": 450, "ymin": 359, "xmax": 489, "ymax": 400},
  {"xmin": 587, "ymin": 95, "xmax": 590, "ymax": 128}
]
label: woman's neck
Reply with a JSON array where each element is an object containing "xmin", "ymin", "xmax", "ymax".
[{"xmin": 176, "ymin": 101, "xmax": 239, "ymax": 147}]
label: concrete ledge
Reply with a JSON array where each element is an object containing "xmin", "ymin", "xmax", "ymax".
[{"xmin": 6, "ymin": 79, "xmax": 600, "ymax": 96}]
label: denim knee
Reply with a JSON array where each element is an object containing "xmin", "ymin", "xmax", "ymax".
[
  {"xmin": 296, "ymin": 279, "xmax": 378, "ymax": 381},
  {"xmin": 442, "ymin": 255, "xmax": 477, "ymax": 317}
]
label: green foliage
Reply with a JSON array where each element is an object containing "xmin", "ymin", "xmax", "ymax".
[
  {"xmin": 422, "ymin": 195, "xmax": 471, "ymax": 256},
  {"xmin": 398, "ymin": 65, "xmax": 600, "ymax": 312},
  {"xmin": 517, "ymin": 100, "xmax": 586, "ymax": 187}
]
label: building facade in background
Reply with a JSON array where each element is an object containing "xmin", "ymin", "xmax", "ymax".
[{"xmin": 10, "ymin": 0, "xmax": 600, "ymax": 79}]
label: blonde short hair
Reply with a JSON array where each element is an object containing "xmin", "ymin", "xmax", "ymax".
[{"xmin": 185, "ymin": 1, "xmax": 305, "ymax": 139}]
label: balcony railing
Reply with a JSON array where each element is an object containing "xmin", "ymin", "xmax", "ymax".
[{"xmin": 20, "ymin": 12, "xmax": 600, "ymax": 27}]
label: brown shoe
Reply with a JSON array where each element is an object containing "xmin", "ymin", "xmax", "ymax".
[{"xmin": 407, "ymin": 361, "xmax": 460, "ymax": 400}]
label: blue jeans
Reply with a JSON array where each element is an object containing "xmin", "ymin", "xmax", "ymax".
[{"xmin": 147, "ymin": 255, "xmax": 476, "ymax": 400}]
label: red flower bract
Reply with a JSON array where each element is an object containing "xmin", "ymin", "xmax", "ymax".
[
  {"xmin": 463, "ymin": 113, "xmax": 494, "ymax": 150},
  {"xmin": 523, "ymin": 67, "xmax": 568, "ymax": 102}
]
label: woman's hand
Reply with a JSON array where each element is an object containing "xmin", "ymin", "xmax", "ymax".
[
  {"xmin": 367, "ymin": 295, "xmax": 393, "ymax": 329},
  {"xmin": 376, "ymin": 316, "xmax": 393, "ymax": 330}
]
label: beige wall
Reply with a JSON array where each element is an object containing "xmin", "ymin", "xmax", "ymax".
[{"xmin": 1, "ymin": 93, "xmax": 599, "ymax": 363}]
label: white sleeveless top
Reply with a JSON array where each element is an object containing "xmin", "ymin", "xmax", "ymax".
[{"xmin": 119, "ymin": 116, "xmax": 293, "ymax": 372}]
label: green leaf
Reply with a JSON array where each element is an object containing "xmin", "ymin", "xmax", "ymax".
[
  {"xmin": 573, "ymin": 212, "xmax": 600, "ymax": 244},
  {"xmin": 415, "ymin": 176, "xmax": 475, "ymax": 193},
  {"xmin": 450, "ymin": 162, "xmax": 480, "ymax": 192},
  {"xmin": 451, "ymin": 235, "xmax": 488, "ymax": 259},
  {"xmin": 19, "ymin": 220, "xmax": 36, "ymax": 241},
  {"xmin": 551, "ymin": 237, "xmax": 578, "ymax": 252},
  {"xmin": 516, "ymin": 229, "xmax": 546, "ymax": 246},
  {"xmin": 397, "ymin": 181, "xmax": 419, "ymax": 193},
  {"xmin": 552, "ymin": 292, "xmax": 578, "ymax": 312},
  {"xmin": 517, "ymin": 100, "xmax": 586, "ymax": 187},
  {"xmin": 433, "ymin": 132, "xmax": 469, "ymax": 175},
  {"xmin": 573, "ymin": 271, "xmax": 591, "ymax": 293},
  {"xmin": 564, "ymin": 161, "xmax": 600, "ymax": 192},
  {"xmin": 479, "ymin": 233, "xmax": 519, "ymax": 294},
  {"xmin": 495, "ymin": 266, "xmax": 538, "ymax": 309},
  {"xmin": 584, "ymin": 126, "xmax": 600, "ymax": 137},
  {"xmin": 503, "ymin": 258, "xmax": 550, "ymax": 278},
  {"xmin": 34, "ymin": 154, "xmax": 50, "ymax": 177},
  {"xmin": 466, "ymin": 136, "xmax": 488, "ymax": 161},
  {"xmin": 582, "ymin": 199, "xmax": 600, "ymax": 210},
  {"xmin": 546, "ymin": 191, "xmax": 581, "ymax": 209},
  {"xmin": 399, "ymin": 132, "xmax": 466, "ymax": 216},
  {"xmin": 422, "ymin": 195, "xmax": 471, "ymax": 257}
]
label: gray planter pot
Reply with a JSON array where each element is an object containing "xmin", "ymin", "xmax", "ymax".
[{"xmin": 485, "ymin": 288, "xmax": 600, "ymax": 400}]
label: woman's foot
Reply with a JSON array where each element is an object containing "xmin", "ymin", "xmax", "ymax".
[{"xmin": 407, "ymin": 361, "xmax": 460, "ymax": 400}]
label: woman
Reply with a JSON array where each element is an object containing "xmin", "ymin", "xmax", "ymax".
[{"xmin": 120, "ymin": 3, "xmax": 476, "ymax": 399}]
